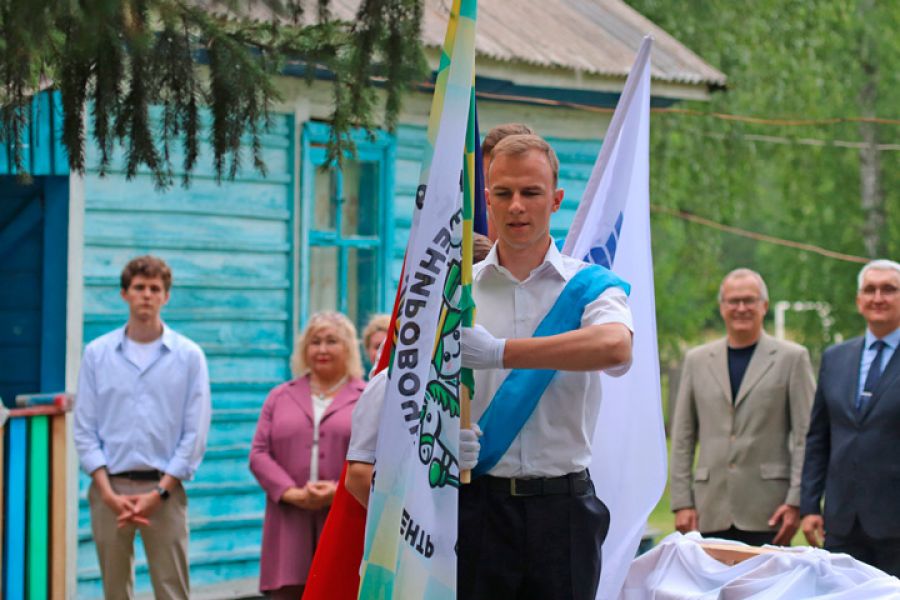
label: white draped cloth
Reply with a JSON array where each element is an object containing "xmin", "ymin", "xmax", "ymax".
[{"xmin": 621, "ymin": 532, "xmax": 900, "ymax": 599}]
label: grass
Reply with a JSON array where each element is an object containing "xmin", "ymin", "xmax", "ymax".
[{"xmin": 646, "ymin": 480, "xmax": 675, "ymax": 540}]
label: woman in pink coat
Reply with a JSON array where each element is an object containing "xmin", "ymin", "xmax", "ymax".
[{"xmin": 249, "ymin": 311, "xmax": 365, "ymax": 599}]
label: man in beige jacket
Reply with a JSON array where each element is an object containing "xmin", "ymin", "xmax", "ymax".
[{"xmin": 670, "ymin": 268, "xmax": 815, "ymax": 546}]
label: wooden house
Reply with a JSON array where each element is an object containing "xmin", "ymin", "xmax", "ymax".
[{"xmin": 0, "ymin": 1, "xmax": 723, "ymax": 597}]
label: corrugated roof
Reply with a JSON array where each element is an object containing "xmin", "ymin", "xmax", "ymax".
[
  {"xmin": 421, "ymin": 0, "xmax": 725, "ymax": 88},
  {"xmin": 202, "ymin": 0, "xmax": 726, "ymax": 89}
]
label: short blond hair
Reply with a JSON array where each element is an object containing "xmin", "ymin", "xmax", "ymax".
[
  {"xmin": 291, "ymin": 311, "xmax": 363, "ymax": 379},
  {"xmin": 482, "ymin": 123, "xmax": 535, "ymax": 157},
  {"xmin": 362, "ymin": 313, "xmax": 390, "ymax": 349},
  {"xmin": 489, "ymin": 134, "xmax": 560, "ymax": 187}
]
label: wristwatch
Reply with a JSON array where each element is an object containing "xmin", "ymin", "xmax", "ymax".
[{"xmin": 155, "ymin": 485, "xmax": 170, "ymax": 501}]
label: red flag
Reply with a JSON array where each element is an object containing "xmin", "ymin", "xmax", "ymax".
[{"xmin": 302, "ymin": 462, "xmax": 366, "ymax": 599}]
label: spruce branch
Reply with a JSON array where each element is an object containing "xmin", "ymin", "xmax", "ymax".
[{"xmin": 0, "ymin": 0, "xmax": 427, "ymax": 186}]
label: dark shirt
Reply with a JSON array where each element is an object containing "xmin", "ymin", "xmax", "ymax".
[{"xmin": 727, "ymin": 343, "xmax": 757, "ymax": 403}]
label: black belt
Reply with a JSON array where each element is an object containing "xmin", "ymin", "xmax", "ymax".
[
  {"xmin": 109, "ymin": 470, "xmax": 163, "ymax": 481},
  {"xmin": 485, "ymin": 470, "xmax": 591, "ymax": 497}
]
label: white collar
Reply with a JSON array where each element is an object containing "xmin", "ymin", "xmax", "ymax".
[{"xmin": 476, "ymin": 238, "xmax": 567, "ymax": 282}]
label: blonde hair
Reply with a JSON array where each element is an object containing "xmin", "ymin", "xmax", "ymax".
[
  {"xmin": 489, "ymin": 134, "xmax": 560, "ymax": 187},
  {"xmin": 291, "ymin": 311, "xmax": 363, "ymax": 379},
  {"xmin": 482, "ymin": 123, "xmax": 535, "ymax": 157},
  {"xmin": 361, "ymin": 313, "xmax": 391, "ymax": 349}
]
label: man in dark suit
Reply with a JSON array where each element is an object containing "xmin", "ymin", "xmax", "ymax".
[{"xmin": 801, "ymin": 259, "xmax": 900, "ymax": 576}]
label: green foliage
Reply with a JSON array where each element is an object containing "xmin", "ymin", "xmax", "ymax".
[
  {"xmin": 331, "ymin": 0, "xmax": 425, "ymax": 163},
  {"xmin": 0, "ymin": 0, "xmax": 426, "ymax": 186},
  {"xmin": 629, "ymin": 0, "xmax": 900, "ymax": 361}
]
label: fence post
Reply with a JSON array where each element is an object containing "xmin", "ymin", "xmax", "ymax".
[{"xmin": 51, "ymin": 412, "xmax": 67, "ymax": 600}]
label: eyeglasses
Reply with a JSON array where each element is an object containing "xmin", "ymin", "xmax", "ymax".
[
  {"xmin": 722, "ymin": 297, "xmax": 761, "ymax": 308},
  {"xmin": 860, "ymin": 285, "xmax": 899, "ymax": 298}
]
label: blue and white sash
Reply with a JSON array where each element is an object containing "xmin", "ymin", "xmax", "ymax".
[{"xmin": 473, "ymin": 265, "xmax": 630, "ymax": 477}]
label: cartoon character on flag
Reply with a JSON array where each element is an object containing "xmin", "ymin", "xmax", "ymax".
[
  {"xmin": 356, "ymin": 1, "xmax": 477, "ymax": 598},
  {"xmin": 419, "ymin": 257, "xmax": 464, "ymax": 490},
  {"xmin": 303, "ymin": 1, "xmax": 481, "ymax": 594}
]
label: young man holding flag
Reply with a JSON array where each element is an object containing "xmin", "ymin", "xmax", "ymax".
[
  {"xmin": 460, "ymin": 134, "xmax": 634, "ymax": 600},
  {"xmin": 479, "ymin": 122, "xmax": 535, "ymax": 241}
]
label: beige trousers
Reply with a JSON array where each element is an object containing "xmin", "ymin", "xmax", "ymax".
[{"xmin": 89, "ymin": 478, "xmax": 190, "ymax": 600}]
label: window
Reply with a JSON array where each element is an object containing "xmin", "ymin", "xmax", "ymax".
[{"xmin": 299, "ymin": 122, "xmax": 394, "ymax": 334}]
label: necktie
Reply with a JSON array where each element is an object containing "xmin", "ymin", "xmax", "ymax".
[{"xmin": 858, "ymin": 340, "xmax": 887, "ymax": 412}]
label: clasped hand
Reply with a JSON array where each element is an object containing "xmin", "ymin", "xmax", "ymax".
[
  {"xmin": 281, "ymin": 481, "xmax": 337, "ymax": 510},
  {"xmin": 103, "ymin": 491, "xmax": 159, "ymax": 528}
]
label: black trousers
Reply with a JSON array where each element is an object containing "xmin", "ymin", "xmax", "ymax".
[
  {"xmin": 703, "ymin": 526, "xmax": 775, "ymax": 547},
  {"xmin": 457, "ymin": 474, "xmax": 610, "ymax": 600},
  {"xmin": 826, "ymin": 518, "xmax": 900, "ymax": 577}
]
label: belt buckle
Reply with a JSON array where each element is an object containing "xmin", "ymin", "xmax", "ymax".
[{"xmin": 509, "ymin": 478, "xmax": 535, "ymax": 497}]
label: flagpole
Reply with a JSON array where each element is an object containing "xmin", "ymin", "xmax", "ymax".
[
  {"xmin": 460, "ymin": 79, "xmax": 479, "ymax": 485},
  {"xmin": 460, "ymin": 388, "xmax": 472, "ymax": 483}
]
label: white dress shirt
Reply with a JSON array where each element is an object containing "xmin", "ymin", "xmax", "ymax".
[
  {"xmin": 73, "ymin": 325, "xmax": 212, "ymax": 481},
  {"xmin": 346, "ymin": 370, "xmax": 389, "ymax": 464},
  {"xmin": 472, "ymin": 242, "xmax": 633, "ymax": 478}
]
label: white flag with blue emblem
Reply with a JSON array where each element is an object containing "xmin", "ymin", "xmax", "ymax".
[{"xmin": 561, "ymin": 36, "xmax": 667, "ymax": 600}]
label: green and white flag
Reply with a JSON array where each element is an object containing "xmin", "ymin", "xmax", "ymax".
[{"xmin": 358, "ymin": 1, "xmax": 477, "ymax": 598}]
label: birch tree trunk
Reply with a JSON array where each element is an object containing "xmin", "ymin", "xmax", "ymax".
[{"xmin": 858, "ymin": 0, "xmax": 885, "ymax": 258}]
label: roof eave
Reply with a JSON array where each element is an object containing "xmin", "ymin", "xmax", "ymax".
[{"xmin": 424, "ymin": 50, "xmax": 725, "ymax": 105}]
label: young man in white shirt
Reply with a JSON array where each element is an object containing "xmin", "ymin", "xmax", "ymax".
[
  {"xmin": 459, "ymin": 134, "xmax": 633, "ymax": 600},
  {"xmin": 74, "ymin": 255, "xmax": 211, "ymax": 599}
]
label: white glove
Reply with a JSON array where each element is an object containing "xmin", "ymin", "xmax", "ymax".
[
  {"xmin": 459, "ymin": 424, "xmax": 483, "ymax": 471},
  {"xmin": 461, "ymin": 324, "xmax": 505, "ymax": 369}
]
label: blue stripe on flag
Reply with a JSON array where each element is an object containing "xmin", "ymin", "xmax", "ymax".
[{"xmin": 473, "ymin": 99, "xmax": 488, "ymax": 236}]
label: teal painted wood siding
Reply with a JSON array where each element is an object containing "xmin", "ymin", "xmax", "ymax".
[
  {"xmin": 0, "ymin": 92, "xmax": 68, "ymax": 177},
  {"xmin": 390, "ymin": 124, "xmax": 603, "ymax": 286},
  {"xmin": 76, "ymin": 113, "xmax": 295, "ymax": 598}
]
